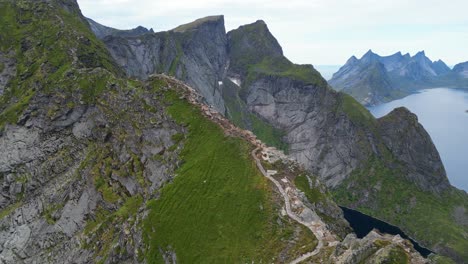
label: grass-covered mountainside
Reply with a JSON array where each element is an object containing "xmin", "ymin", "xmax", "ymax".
[
  {"xmin": 1, "ymin": 1, "xmax": 466, "ymax": 263},
  {"xmin": 330, "ymin": 50, "xmax": 468, "ymax": 106},
  {"xmin": 1, "ymin": 1, "xmax": 430, "ymax": 263},
  {"xmin": 88, "ymin": 12, "xmax": 468, "ymax": 262}
]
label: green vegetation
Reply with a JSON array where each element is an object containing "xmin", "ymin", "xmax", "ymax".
[
  {"xmin": 295, "ymin": 174, "xmax": 326, "ymax": 203},
  {"xmin": 173, "ymin": 16, "xmax": 221, "ymax": 32},
  {"xmin": 0, "ymin": 202, "xmax": 22, "ymax": 219},
  {"xmin": 385, "ymin": 246, "xmax": 410, "ymax": 264},
  {"xmin": 43, "ymin": 203, "xmax": 64, "ymax": 225},
  {"xmin": 337, "ymin": 93, "xmax": 376, "ymax": 128},
  {"xmin": 0, "ymin": 61, "xmax": 4, "ymax": 72},
  {"xmin": 142, "ymin": 87, "xmax": 311, "ymax": 263},
  {"xmin": 247, "ymin": 57, "xmax": 327, "ymax": 87},
  {"xmin": 429, "ymin": 255, "xmax": 457, "ymax": 264},
  {"xmin": 0, "ymin": 0, "xmax": 121, "ymax": 130},
  {"xmin": 333, "ymin": 157, "xmax": 468, "ymax": 261}
]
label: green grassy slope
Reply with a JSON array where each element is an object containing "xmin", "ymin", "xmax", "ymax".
[{"xmin": 143, "ymin": 88, "xmax": 317, "ymax": 263}]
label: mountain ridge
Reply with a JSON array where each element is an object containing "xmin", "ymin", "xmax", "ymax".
[
  {"xmin": 0, "ymin": 1, "xmax": 466, "ymax": 262},
  {"xmin": 87, "ymin": 14, "xmax": 468, "ymax": 262},
  {"xmin": 330, "ymin": 50, "xmax": 467, "ymax": 106}
]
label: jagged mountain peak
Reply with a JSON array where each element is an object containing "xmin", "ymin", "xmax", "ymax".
[
  {"xmin": 346, "ymin": 55, "xmax": 359, "ymax": 64},
  {"xmin": 414, "ymin": 50, "xmax": 426, "ymax": 57},
  {"xmin": 227, "ymin": 19, "xmax": 284, "ymax": 76},
  {"xmin": 362, "ymin": 49, "xmax": 376, "ymax": 58}
]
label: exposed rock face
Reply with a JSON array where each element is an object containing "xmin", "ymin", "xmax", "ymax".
[
  {"xmin": 86, "ymin": 18, "xmax": 154, "ymax": 40},
  {"xmin": 0, "ymin": 86, "xmax": 181, "ymax": 263},
  {"xmin": 243, "ymin": 75, "xmax": 372, "ymax": 187},
  {"xmin": 100, "ymin": 15, "xmax": 228, "ymax": 113},
  {"xmin": 0, "ymin": 51, "xmax": 16, "ymax": 96},
  {"xmin": 377, "ymin": 107, "xmax": 450, "ymax": 193},
  {"xmin": 329, "ymin": 50, "xmax": 458, "ymax": 106}
]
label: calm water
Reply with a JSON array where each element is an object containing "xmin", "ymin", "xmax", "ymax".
[
  {"xmin": 368, "ymin": 88, "xmax": 468, "ymax": 192},
  {"xmin": 340, "ymin": 207, "xmax": 433, "ymax": 257}
]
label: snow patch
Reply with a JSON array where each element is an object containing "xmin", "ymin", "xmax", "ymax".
[{"xmin": 228, "ymin": 77, "xmax": 241, "ymax": 87}]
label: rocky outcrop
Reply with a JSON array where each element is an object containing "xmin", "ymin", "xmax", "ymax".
[
  {"xmin": 377, "ymin": 107, "xmax": 450, "ymax": 193},
  {"xmin": 101, "ymin": 15, "xmax": 228, "ymax": 113},
  {"xmin": 0, "ymin": 82, "xmax": 182, "ymax": 263}
]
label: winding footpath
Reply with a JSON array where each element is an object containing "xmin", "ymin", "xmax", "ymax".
[{"xmin": 251, "ymin": 147, "xmax": 326, "ymax": 264}]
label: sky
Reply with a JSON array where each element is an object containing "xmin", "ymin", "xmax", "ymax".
[{"xmin": 77, "ymin": 0, "xmax": 468, "ymax": 67}]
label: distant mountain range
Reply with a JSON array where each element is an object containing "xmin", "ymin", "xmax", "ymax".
[{"xmin": 329, "ymin": 50, "xmax": 468, "ymax": 106}]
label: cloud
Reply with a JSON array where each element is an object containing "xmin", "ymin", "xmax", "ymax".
[{"xmin": 77, "ymin": 0, "xmax": 468, "ymax": 65}]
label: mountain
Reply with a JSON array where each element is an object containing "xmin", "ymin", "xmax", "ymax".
[
  {"xmin": 0, "ymin": 1, "xmax": 436, "ymax": 263},
  {"xmin": 327, "ymin": 54, "xmax": 403, "ymax": 106},
  {"xmin": 0, "ymin": 0, "xmax": 466, "ymax": 263},
  {"xmin": 93, "ymin": 14, "xmax": 468, "ymax": 262},
  {"xmin": 102, "ymin": 15, "xmax": 228, "ymax": 113},
  {"xmin": 453, "ymin": 61, "xmax": 468, "ymax": 78},
  {"xmin": 329, "ymin": 50, "xmax": 461, "ymax": 106},
  {"xmin": 86, "ymin": 18, "xmax": 154, "ymax": 39}
]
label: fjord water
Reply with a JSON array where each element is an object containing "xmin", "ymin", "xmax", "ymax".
[
  {"xmin": 368, "ymin": 88, "xmax": 468, "ymax": 191},
  {"xmin": 340, "ymin": 207, "xmax": 433, "ymax": 257}
]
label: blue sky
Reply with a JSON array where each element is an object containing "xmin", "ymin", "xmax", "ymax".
[{"xmin": 77, "ymin": 0, "xmax": 468, "ymax": 66}]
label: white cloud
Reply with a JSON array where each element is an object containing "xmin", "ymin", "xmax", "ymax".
[{"xmin": 77, "ymin": 0, "xmax": 468, "ymax": 65}]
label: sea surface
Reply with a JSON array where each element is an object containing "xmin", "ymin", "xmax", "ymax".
[{"xmin": 368, "ymin": 88, "xmax": 468, "ymax": 192}]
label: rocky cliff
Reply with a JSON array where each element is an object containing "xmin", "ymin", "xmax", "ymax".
[
  {"xmin": 377, "ymin": 107, "xmax": 450, "ymax": 193},
  {"xmin": 1, "ymin": 0, "xmax": 465, "ymax": 262},
  {"xmin": 100, "ymin": 15, "xmax": 228, "ymax": 113},
  {"xmin": 330, "ymin": 50, "xmax": 463, "ymax": 106},
  {"xmin": 86, "ymin": 12, "xmax": 468, "ymax": 262},
  {"xmin": 86, "ymin": 18, "xmax": 154, "ymax": 40},
  {"xmin": 223, "ymin": 22, "xmax": 467, "ymax": 262}
]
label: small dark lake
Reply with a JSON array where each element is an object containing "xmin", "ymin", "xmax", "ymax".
[{"xmin": 340, "ymin": 206, "xmax": 433, "ymax": 257}]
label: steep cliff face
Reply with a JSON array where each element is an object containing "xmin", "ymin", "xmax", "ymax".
[
  {"xmin": 16, "ymin": 3, "xmax": 466, "ymax": 261},
  {"xmin": 224, "ymin": 21, "xmax": 468, "ymax": 262},
  {"xmin": 100, "ymin": 16, "xmax": 227, "ymax": 113},
  {"xmin": 377, "ymin": 108, "xmax": 450, "ymax": 193},
  {"xmin": 225, "ymin": 21, "xmax": 375, "ymax": 187}
]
